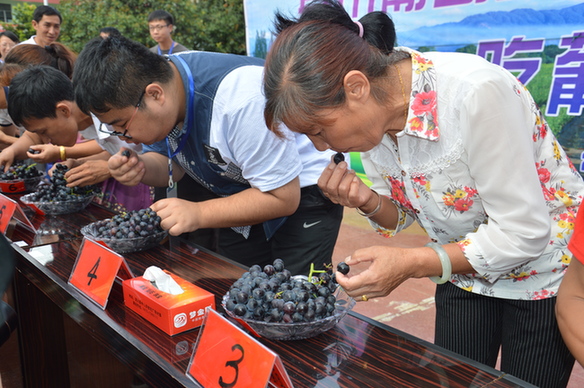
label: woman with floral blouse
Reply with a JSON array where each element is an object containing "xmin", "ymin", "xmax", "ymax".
[{"xmin": 262, "ymin": 1, "xmax": 584, "ymax": 387}]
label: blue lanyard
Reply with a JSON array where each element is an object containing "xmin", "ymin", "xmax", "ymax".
[
  {"xmin": 166, "ymin": 55, "xmax": 194, "ymax": 190},
  {"xmin": 158, "ymin": 41, "xmax": 175, "ymax": 55}
]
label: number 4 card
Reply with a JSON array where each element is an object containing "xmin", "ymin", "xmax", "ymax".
[{"xmin": 68, "ymin": 237, "xmax": 134, "ymax": 309}]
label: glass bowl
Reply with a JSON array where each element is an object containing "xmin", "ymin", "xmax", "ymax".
[
  {"xmin": 0, "ymin": 176, "xmax": 43, "ymax": 194},
  {"xmin": 20, "ymin": 192, "xmax": 95, "ymax": 215},
  {"xmin": 81, "ymin": 220, "xmax": 168, "ymax": 254},
  {"xmin": 222, "ymin": 284, "xmax": 355, "ymax": 341}
]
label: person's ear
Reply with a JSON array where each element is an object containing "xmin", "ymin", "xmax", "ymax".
[
  {"xmin": 343, "ymin": 70, "xmax": 370, "ymax": 104},
  {"xmin": 144, "ymin": 83, "xmax": 165, "ymax": 107},
  {"xmin": 55, "ymin": 101, "xmax": 73, "ymax": 118},
  {"xmin": 31, "ymin": 20, "xmax": 39, "ymax": 31}
]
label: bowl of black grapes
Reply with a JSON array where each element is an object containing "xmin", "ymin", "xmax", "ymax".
[
  {"xmin": 19, "ymin": 165, "xmax": 100, "ymax": 215},
  {"xmin": 222, "ymin": 259, "xmax": 355, "ymax": 340},
  {"xmin": 80, "ymin": 208, "xmax": 168, "ymax": 253},
  {"xmin": 0, "ymin": 162, "xmax": 44, "ymax": 193}
]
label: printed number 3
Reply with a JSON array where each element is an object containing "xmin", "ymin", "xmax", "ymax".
[{"xmin": 219, "ymin": 343, "xmax": 244, "ymax": 388}]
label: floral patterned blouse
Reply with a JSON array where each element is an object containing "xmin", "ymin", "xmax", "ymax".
[{"xmin": 362, "ymin": 48, "xmax": 584, "ymax": 300}]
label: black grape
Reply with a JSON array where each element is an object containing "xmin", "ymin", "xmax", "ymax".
[
  {"xmin": 27, "ymin": 164, "xmax": 100, "ymax": 202},
  {"xmin": 224, "ymin": 259, "xmax": 339, "ymax": 323},
  {"xmin": 90, "ymin": 208, "xmax": 164, "ymax": 240},
  {"xmin": 0, "ymin": 162, "xmax": 43, "ymax": 180}
]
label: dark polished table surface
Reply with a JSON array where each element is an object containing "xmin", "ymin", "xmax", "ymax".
[{"xmin": 5, "ymin": 196, "xmax": 534, "ymax": 388}]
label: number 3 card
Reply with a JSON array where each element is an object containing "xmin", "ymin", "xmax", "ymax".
[{"xmin": 187, "ymin": 308, "xmax": 294, "ymax": 388}]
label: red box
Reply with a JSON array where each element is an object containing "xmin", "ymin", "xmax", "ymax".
[{"xmin": 122, "ymin": 271, "xmax": 215, "ymax": 336}]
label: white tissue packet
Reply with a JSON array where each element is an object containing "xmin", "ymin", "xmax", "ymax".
[{"xmin": 143, "ymin": 266, "xmax": 184, "ymax": 295}]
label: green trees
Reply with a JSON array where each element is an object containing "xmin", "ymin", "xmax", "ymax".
[
  {"xmin": 189, "ymin": 0, "xmax": 246, "ymax": 54},
  {"xmin": 5, "ymin": 0, "xmax": 246, "ymax": 55},
  {"xmin": 8, "ymin": 2, "xmax": 35, "ymax": 42}
]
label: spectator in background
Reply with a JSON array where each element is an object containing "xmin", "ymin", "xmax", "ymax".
[
  {"xmin": 147, "ymin": 10, "xmax": 188, "ymax": 55},
  {"xmin": 20, "ymin": 5, "xmax": 61, "ymax": 47},
  {"xmin": 0, "ymin": 31, "xmax": 19, "ymax": 63},
  {"xmin": 99, "ymin": 27, "xmax": 121, "ymax": 39},
  {"xmin": 557, "ymin": 207, "xmax": 584, "ymax": 367}
]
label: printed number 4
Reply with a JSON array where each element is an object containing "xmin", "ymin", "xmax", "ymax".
[{"xmin": 87, "ymin": 257, "xmax": 100, "ymax": 286}]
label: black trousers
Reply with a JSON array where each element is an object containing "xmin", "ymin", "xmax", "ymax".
[
  {"xmin": 435, "ymin": 281, "xmax": 574, "ymax": 388},
  {"xmin": 217, "ymin": 185, "xmax": 343, "ymax": 276}
]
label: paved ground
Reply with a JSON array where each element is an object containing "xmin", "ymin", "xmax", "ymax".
[{"xmin": 333, "ymin": 208, "xmax": 584, "ymax": 387}]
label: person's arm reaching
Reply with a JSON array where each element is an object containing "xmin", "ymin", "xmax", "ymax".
[{"xmin": 557, "ymin": 257, "xmax": 584, "ymax": 366}]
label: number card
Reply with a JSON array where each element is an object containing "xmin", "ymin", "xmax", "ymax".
[
  {"xmin": 187, "ymin": 308, "xmax": 294, "ymax": 388},
  {"xmin": 0, "ymin": 180, "xmax": 25, "ymax": 194},
  {"xmin": 0, "ymin": 193, "xmax": 36, "ymax": 234},
  {"xmin": 68, "ymin": 237, "xmax": 134, "ymax": 309}
]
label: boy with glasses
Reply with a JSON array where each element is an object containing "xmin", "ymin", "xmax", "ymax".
[
  {"xmin": 148, "ymin": 10, "xmax": 188, "ymax": 56},
  {"xmin": 72, "ymin": 36, "xmax": 343, "ymax": 275}
]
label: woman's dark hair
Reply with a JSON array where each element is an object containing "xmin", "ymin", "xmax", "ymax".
[
  {"xmin": 0, "ymin": 31, "xmax": 19, "ymax": 45},
  {"xmin": 264, "ymin": 0, "xmax": 403, "ymax": 135},
  {"xmin": 274, "ymin": 1, "xmax": 395, "ymax": 55},
  {"xmin": 0, "ymin": 42, "xmax": 76, "ymax": 86},
  {"xmin": 73, "ymin": 35, "xmax": 173, "ymax": 114}
]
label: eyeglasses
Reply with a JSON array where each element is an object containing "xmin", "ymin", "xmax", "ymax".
[
  {"xmin": 149, "ymin": 24, "xmax": 169, "ymax": 32},
  {"xmin": 99, "ymin": 91, "xmax": 145, "ymax": 140}
]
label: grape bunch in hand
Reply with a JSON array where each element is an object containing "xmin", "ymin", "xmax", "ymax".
[{"xmin": 28, "ymin": 164, "xmax": 100, "ymax": 202}]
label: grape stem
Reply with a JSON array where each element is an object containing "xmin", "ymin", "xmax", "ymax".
[{"xmin": 308, "ymin": 263, "xmax": 328, "ymax": 284}]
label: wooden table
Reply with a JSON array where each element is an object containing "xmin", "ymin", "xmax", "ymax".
[{"xmin": 5, "ymin": 198, "xmax": 534, "ymax": 388}]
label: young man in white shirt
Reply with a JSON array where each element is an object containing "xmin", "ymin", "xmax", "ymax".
[{"xmin": 20, "ymin": 5, "xmax": 61, "ymax": 47}]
